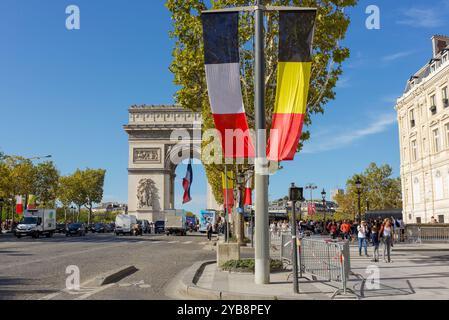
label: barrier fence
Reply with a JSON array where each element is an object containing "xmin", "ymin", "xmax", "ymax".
[
  {"xmin": 279, "ymin": 232, "xmax": 358, "ymax": 298},
  {"xmin": 403, "ymin": 225, "xmax": 449, "ymax": 243}
]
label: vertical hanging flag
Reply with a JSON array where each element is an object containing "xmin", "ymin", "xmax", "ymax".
[
  {"xmin": 244, "ymin": 171, "xmax": 253, "ymax": 206},
  {"xmin": 222, "ymin": 171, "xmax": 235, "ymax": 213},
  {"xmin": 27, "ymin": 195, "xmax": 37, "ymax": 210},
  {"xmin": 182, "ymin": 160, "xmax": 193, "ymax": 204},
  {"xmin": 202, "ymin": 12, "xmax": 255, "ymax": 158},
  {"xmin": 267, "ymin": 10, "xmax": 317, "ymax": 161},
  {"xmin": 15, "ymin": 196, "xmax": 23, "ymax": 215}
]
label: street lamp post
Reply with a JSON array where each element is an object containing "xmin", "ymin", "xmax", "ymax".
[
  {"xmin": 237, "ymin": 171, "xmax": 245, "ymax": 245},
  {"xmin": 321, "ymin": 189, "xmax": 327, "ymax": 233},
  {"xmin": 202, "ymin": 0, "xmax": 317, "ymax": 286},
  {"xmin": 289, "ymin": 183, "xmax": 303, "ymax": 294},
  {"xmin": 355, "ymin": 177, "xmax": 362, "ymax": 223},
  {"xmin": 305, "ymin": 183, "xmax": 317, "ymax": 217}
]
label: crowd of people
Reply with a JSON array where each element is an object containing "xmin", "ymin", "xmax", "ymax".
[{"xmin": 270, "ymin": 217, "xmax": 405, "ymax": 263}]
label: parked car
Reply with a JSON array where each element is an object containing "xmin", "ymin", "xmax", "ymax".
[
  {"xmin": 86, "ymin": 223, "xmax": 95, "ymax": 233},
  {"xmin": 66, "ymin": 223, "xmax": 86, "ymax": 237},
  {"xmin": 137, "ymin": 220, "xmax": 151, "ymax": 234},
  {"xmin": 154, "ymin": 221, "xmax": 165, "ymax": 234},
  {"xmin": 92, "ymin": 223, "xmax": 106, "ymax": 233},
  {"xmin": 104, "ymin": 223, "xmax": 114, "ymax": 233},
  {"xmin": 56, "ymin": 223, "xmax": 67, "ymax": 234}
]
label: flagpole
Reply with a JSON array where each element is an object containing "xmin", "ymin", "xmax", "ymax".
[
  {"xmin": 254, "ymin": 0, "xmax": 270, "ymax": 285},
  {"xmin": 224, "ymin": 165, "xmax": 230, "ymax": 243}
]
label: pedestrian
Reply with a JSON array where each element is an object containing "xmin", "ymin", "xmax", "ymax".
[
  {"xmin": 371, "ymin": 225, "xmax": 380, "ymax": 262},
  {"xmin": 380, "ymin": 218, "xmax": 393, "ymax": 263},
  {"xmin": 357, "ymin": 220, "xmax": 369, "ymax": 257},
  {"xmin": 329, "ymin": 222, "xmax": 337, "ymax": 239},
  {"xmin": 206, "ymin": 222, "xmax": 213, "ymax": 241},
  {"xmin": 340, "ymin": 220, "xmax": 351, "ymax": 240}
]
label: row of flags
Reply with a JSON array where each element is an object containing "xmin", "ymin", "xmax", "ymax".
[
  {"xmin": 14, "ymin": 195, "xmax": 37, "ymax": 215},
  {"xmin": 182, "ymin": 9, "xmax": 316, "ymax": 209},
  {"xmin": 202, "ymin": 10, "xmax": 316, "ymax": 161}
]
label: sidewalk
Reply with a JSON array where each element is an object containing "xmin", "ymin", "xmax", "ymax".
[{"xmin": 175, "ymin": 242, "xmax": 449, "ymax": 300}]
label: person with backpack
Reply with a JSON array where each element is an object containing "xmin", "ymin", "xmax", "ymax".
[
  {"xmin": 206, "ymin": 222, "xmax": 213, "ymax": 241},
  {"xmin": 371, "ymin": 225, "xmax": 380, "ymax": 262}
]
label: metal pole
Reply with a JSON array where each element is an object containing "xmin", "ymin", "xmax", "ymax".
[
  {"xmin": 291, "ymin": 198, "xmax": 299, "ymax": 294},
  {"xmin": 224, "ymin": 165, "xmax": 230, "ymax": 243},
  {"xmin": 357, "ymin": 192, "xmax": 361, "ymax": 223},
  {"xmin": 254, "ymin": 0, "xmax": 270, "ymax": 285}
]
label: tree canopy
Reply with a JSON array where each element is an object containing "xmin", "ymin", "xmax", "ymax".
[
  {"xmin": 166, "ymin": 0, "xmax": 357, "ymax": 204},
  {"xmin": 334, "ymin": 163, "xmax": 402, "ymax": 219}
]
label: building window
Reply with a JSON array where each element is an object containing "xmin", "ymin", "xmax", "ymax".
[
  {"xmin": 431, "ymin": 63, "xmax": 436, "ymax": 73},
  {"xmin": 411, "ymin": 140, "xmax": 418, "ymax": 161},
  {"xmin": 433, "ymin": 128, "xmax": 441, "ymax": 153},
  {"xmin": 409, "ymin": 109, "xmax": 415, "ymax": 127},
  {"xmin": 438, "ymin": 215, "xmax": 445, "ymax": 223},
  {"xmin": 443, "ymin": 54, "xmax": 448, "ymax": 64},
  {"xmin": 445, "ymin": 123, "xmax": 449, "ymax": 148},
  {"xmin": 443, "ymin": 87, "xmax": 449, "ymax": 108},
  {"xmin": 430, "ymin": 95, "xmax": 437, "ymax": 114}
]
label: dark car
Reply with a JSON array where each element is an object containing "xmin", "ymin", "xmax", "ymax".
[
  {"xmin": 154, "ymin": 221, "xmax": 165, "ymax": 234},
  {"xmin": 104, "ymin": 223, "xmax": 114, "ymax": 233},
  {"xmin": 56, "ymin": 223, "xmax": 67, "ymax": 234},
  {"xmin": 66, "ymin": 223, "xmax": 86, "ymax": 237},
  {"xmin": 92, "ymin": 223, "xmax": 106, "ymax": 233}
]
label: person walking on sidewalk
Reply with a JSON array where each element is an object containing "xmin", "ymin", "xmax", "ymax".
[
  {"xmin": 357, "ymin": 221, "xmax": 369, "ymax": 257},
  {"xmin": 380, "ymin": 218, "xmax": 393, "ymax": 263},
  {"xmin": 370, "ymin": 225, "xmax": 380, "ymax": 262},
  {"xmin": 206, "ymin": 222, "xmax": 213, "ymax": 241}
]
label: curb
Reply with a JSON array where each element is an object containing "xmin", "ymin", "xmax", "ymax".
[
  {"xmin": 178, "ymin": 260, "xmax": 319, "ymax": 301},
  {"xmin": 392, "ymin": 248, "xmax": 449, "ymax": 252},
  {"xmin": 95, "ymin": 265, "xmax": 138, "ymax": 286}
]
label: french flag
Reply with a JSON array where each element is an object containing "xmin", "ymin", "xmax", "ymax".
[
  {"xmin": 16, "ymin": 196, "xmax": 23, "ymax": 215},
  {"xmin": 202, "ymin": 12, "xmax": 255, "ymax": 159},
  {"xmin": 182, "ymin": 160, "xmax": 193, "ymax": 204},
  {"xmin": 244, "ymin": 171, "xmax": 253, "ymax": 207}
]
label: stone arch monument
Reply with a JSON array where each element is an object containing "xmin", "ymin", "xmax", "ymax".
[{"xmin": 124, "ymin": 105, "xmax": 220, "ymax": 222}]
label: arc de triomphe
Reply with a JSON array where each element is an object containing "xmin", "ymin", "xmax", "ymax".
[{"xmin": 124, "ymin": 105, "xmax": 220, "ymax": 222}]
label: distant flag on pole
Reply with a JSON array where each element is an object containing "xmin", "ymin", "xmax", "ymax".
[
  {"xmin": 15, "ymin": 196, "xmax": 23, "ymax": 215},
  {"xmin": 27, "ymin": 195, "xmax": 37, "ymax": 210},
  {"xmin": 267, "ymin": 9, "xmax": 317, "ymax": 161},
  {"xmin": 182, "ymin": 160, "xmax": 193, "ymax": 204},
  {"xmin": 202, "ymin": 12, "xmax": 255, "ymax": 159},
  {"xmin": 244, "ymin": 171, "xmax": 253, "ymax": 206},
  {"xmin": 222, "ymin": 171, "xmax": 235, "ymax": 214}
]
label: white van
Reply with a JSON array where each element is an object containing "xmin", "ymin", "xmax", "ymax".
[
  {"xmin": 14, "ymin": 209, "xmax": 57, "ymax": 239},
  {"xmin": 115, "ymin": 214, "xmax": 137, "ymax": 236}
]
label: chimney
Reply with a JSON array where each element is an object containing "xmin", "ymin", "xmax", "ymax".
[{"xmin": 431, "ymin": 35, "xmax": 449, "ymax": 57}]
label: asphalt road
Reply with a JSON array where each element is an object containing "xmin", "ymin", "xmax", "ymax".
[{"xmin": 0, "ymin": 232, "xmax": 216, "ymax": 300}]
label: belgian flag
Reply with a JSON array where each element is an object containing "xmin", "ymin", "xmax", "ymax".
[
  {"xmin": 267, "ymin": 10, "xmax": 317, "ymax": 161},
  {"xmin": 222, "ymin": 170, "xmax": 234, "ymax": 214}
]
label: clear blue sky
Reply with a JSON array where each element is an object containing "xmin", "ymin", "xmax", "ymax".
[{"xmin": 1, "ymin": 0, "xmax": 448, "ymax": 214}]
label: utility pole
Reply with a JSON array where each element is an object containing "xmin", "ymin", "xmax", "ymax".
[{"xmin": 254, "ymin": 0, "xmax": 270, "ymax": 285}]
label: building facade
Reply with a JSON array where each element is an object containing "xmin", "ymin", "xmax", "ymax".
[{"xmin": 396, "ymin": 35, "xmax": 449, "ymax": 224}]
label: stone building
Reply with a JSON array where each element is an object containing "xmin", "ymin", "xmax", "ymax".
[{"xmin": 396, "ymin": 35, "xmax": 449, "ymax": 224}]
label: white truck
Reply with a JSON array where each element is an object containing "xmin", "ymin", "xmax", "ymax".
[
  {"xmin": 14, "ymin": 209, "xmax": 57, "ymax": 239},
  {"xmin": 115, "ymin": 214, "xmax": 137, "ymax": 236},
  {"xmin": 165, "ymin": 210, "xmax": 187, "ymax": 236}
]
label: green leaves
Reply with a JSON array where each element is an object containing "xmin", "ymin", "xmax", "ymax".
[{"xmin": 334, "ymin": 163, "xmax": 402, "ymax": 218}]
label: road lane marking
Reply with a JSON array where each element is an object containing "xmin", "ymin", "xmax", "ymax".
[
  {"xmin": 183, "ymin": 241, "xmax": 192, "ymax": 244},
  {"xmin": 167, "ymin": 241, "xmax": 179, "ymax": 244},
  {"xmin": 74, "ymin": 284, "xmax": 116, "ymax": 300}
]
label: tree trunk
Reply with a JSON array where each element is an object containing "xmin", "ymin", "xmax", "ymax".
[
  {"xmin": 64, "ymin": 208, "xmax": 67, "ymax": 223},
  {"xmin": 87, "ymin": 204, "xmax": 92, "ymax": 225},
  {"xmin": 77, "ymin": 206, "xmax": 81, "ymax": 222}
]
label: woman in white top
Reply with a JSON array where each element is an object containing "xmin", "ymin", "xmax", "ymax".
[{"xmin": 357, "ymin": 221, "xmax": 369, "ymax": 257}]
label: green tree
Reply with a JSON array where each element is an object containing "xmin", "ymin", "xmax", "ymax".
[
  {"xmin": 334, "ymin": 163, "xmax": 402, "ymax": 219},
  {"xmin": 34, "ymin": 161, "xmax": 60, "ymax": 207},
  {"xmin": 166, "ymin": 0, "xmax": 357, "ymax": 203},
  {"xmin": 68, "ymin": 169, "xmax": 88, "ymax": 222},
  {"xmin": 58, "ymin": 175, "xmax": 74, "ymax": 222},
  {"xmin": 82, "ymin": 168, "xmax": 106, "ymax": 225}
]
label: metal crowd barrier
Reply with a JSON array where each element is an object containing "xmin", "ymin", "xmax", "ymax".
[
  {"xmin": 404, "ymin": 225, "xmax": 449, "ymax": 243},
  {"xmin": 280, "ymin": 233, "xmax": 358, "ymax": 299}
]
